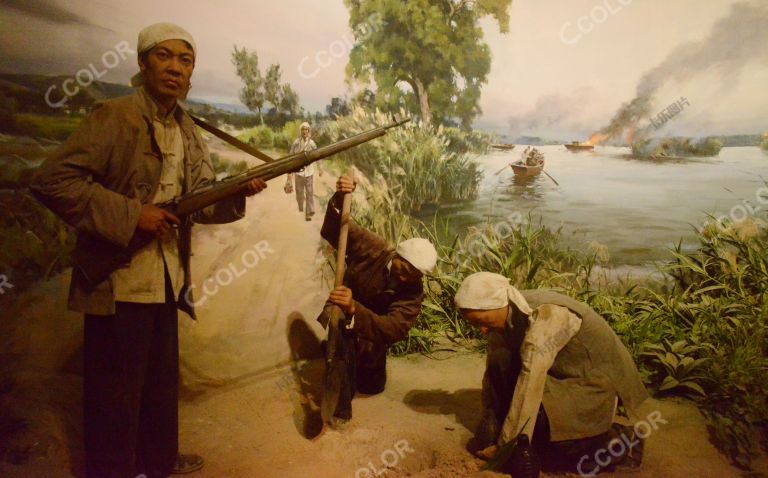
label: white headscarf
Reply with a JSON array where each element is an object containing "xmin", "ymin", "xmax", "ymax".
[
  {"xmin": 130, "ymin": 23, "xmax": 197, "ymax": 88},
  {"xmin": 454, "ymin": 271, "xmax": 533, "ymax": 315},
  {"xmin": 395, "ymin": 238, "xmax": 437, "ymax": 275}
]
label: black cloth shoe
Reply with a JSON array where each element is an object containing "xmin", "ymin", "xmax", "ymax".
[{"xmin": 507, "ymin": 435, "xmax": 541, "ymax": 478}]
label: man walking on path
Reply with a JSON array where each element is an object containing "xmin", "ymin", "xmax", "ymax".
[{"xmin": 285, "ymin": 122, "xmax": 320, "ymax": 221}]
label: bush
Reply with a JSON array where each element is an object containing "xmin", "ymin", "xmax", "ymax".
[
  {"xmin": 274, "ymin": 120, "xmax": 302, "ymax": 152},
  {"xmin": 324, "ymin": 107, "xmax": 482, "ymax": 212},
  {"xmin": 210, "ymin": 152, "xmax": 248, "ymax": 177},
  {"xmin": 631, "ymin": 137, "xmax": 723, "ymax": 158},
  {"xmin": 237, "ymin": 125, "xmax": 274, "ymax": 149}
]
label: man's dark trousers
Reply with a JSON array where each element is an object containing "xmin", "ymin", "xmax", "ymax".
[{"xmin": 83, "ymin": 276, "xmax": 179, "ymax": 478}]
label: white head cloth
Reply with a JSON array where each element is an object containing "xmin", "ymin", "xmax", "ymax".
[
  {"xmin": 395, "ymin": 238, "xmax": 437, "ymax": 275},
  {"xmin": 454, "ymin": 272, "xmax": 533, "ymax": 315},
  {"xmin": 300, "ymin": 122, "xmax": 311, "ymax": 130},
  {"xmin": 130, "ymin": 23, "xmax": 197, "ymax": 87}
]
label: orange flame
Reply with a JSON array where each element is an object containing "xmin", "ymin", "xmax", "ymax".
[
  {"xmin": 586, "ymin": 133, "xmax": 609, "ymax": 146},
  {"xmin": 625, "ymin": 127, "xmax": 635, "ymax": 144}
]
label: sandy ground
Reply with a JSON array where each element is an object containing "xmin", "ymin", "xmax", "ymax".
[{"xmin": 1, "ymin": 140, "xmax": 766, "ymax": 477}]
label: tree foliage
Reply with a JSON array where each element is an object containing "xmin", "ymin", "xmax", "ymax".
[
  {"xmin": 231, "ymin": 46, "xmax": 266, "ymax": 124},
  {"xmin": 231, "ymin": 46, "xmax": 302, "ymax": 122},
  {"xmin": 344, "ymin": 0, "xmax": 512, "ymax": 129}
]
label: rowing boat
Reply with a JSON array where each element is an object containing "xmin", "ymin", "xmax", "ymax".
[{"xmin": 510, "ymin": 161, "xmax": 543, "ymax": 177}]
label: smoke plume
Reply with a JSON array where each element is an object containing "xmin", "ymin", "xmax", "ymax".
[{"xmin": 595, "ymin": 0, "xmax": 768, "ymax": 143}]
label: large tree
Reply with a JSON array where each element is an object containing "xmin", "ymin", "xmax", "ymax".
[
  {"xmin": 344, "ymin": 0, "xmax": 512, "ymax": 128},
  {"xmin": 231, "ymin": 46, "xmax": 266, "ymax": 124}
]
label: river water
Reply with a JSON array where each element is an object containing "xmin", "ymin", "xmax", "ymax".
[{"xmin": 422, "ymin": 145, "xmax": 768, "ymax": 267}]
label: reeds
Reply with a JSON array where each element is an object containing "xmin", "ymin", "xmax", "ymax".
[{"xmin": 324, "ymin": 107, "xmax": 483, "ymax": 212}]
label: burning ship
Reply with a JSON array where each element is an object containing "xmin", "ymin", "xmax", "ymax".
[
  {"xmin": 563, "ymin": 133, "xmax": 607, "ymax": 152},
  {"xmin": 564, "ymin": 141, "xmax": 594, "ymax": 152}
]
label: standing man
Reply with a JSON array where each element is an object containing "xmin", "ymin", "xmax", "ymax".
[
  {"xmin": 320, "ymin": 175, "xmax": 437, "ymax": 423},
  {"xmin": 31, "ymin": 23, "xmax": 266, "ymax": 478},
  {"xmin": 285, "ymin": 122, "xmax": 320, "ymax": 221},
  {"xmin": 454, "ymin": 272, "xmax": 649, "ymax": 475}
]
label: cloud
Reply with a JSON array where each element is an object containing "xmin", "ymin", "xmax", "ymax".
[
  {"xmin": 506, "ymin": 87, "xmax": 601, "ymax": 138},
  {"xmin": 2, "ymin": 0, "xmax": 111, "ymax": 31}
]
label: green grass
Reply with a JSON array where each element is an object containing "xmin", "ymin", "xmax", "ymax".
[{"xmin": 13, "ymin": 114, "xmax": 83, "ymax": 141}]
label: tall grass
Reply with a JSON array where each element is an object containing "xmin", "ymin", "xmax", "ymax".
[{"xmin": 324, "ymin": 107, "xmax": 483, "ymax": 212}]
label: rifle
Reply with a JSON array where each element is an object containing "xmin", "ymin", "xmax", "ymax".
[{"xmin": 74, "ymin": 117, "xmax": 411, "ymax": 289}]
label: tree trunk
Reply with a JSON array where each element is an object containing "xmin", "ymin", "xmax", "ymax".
[{"xmin": 414, "ymin": 78, "xmax": 431, "ymax": 127}]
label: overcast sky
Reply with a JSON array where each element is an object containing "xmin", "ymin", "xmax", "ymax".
[{"xmin": 1, "ymin": 0, "xmax": 767, "ymax": 138}]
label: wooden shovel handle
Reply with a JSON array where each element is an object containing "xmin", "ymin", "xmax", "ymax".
[{"xmin": 334, "ymin": 175, "xmax": 353, "ymax": 287}]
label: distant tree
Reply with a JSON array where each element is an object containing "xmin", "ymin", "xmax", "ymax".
[
  {"xmin": 351, "ymin": 88, "xmax": 376, "ymax": 111},
  {"xmin": 326, "ymin": 97, "xmax": 350, "ymax": 118},
  {"xmin": 344, "ymin": 0, "xmax": 512, "ymax": 129},
  {"xmin": 279, "ymin": 83, "xmax": 302, "ymax": 117},
  {"xmin": 264, "ymin": 64, "xmax": 282, "ymax": 113},
  {"xmin": 231, "ymin": 46, "xmax": 266, "ymax": 124}
]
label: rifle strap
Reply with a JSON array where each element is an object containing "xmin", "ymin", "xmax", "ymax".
[{"xmin": 189, "ymin": 114, "xmax": 275, "ymax": 163}]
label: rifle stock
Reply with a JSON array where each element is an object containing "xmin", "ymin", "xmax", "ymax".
[{"xmin": 75, "ymin": 118, "xmax": 410, "ymax": 289}]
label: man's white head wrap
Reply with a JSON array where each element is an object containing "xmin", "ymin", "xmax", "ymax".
[
  {"xmin": 395, "ymin": 238, "xmax": 437, "ymax": 275},
  {"xmin": 300, "ymin": 122, "xmax": 311, "ymax": 130},
  {"xmin": 130, "ymin": 23, "xmax": 197, "ymax": 87},
  {"xmin": 454, "ymin": 272, "xmax": 532, "ymax": 315}
]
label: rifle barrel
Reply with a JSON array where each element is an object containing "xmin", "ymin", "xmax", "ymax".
[{"xmin": 164, "ymin": 118, "xmax": 410, "ymax": 217}]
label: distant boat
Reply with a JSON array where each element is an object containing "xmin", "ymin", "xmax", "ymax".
[
  {"xmin": 564, "ymin": 141, "xmax": 594, "ymax": 152},
  {"xmin": 491, "ymin": 143, "xmax": 516, "ymax": 151},
  {"xmin": 511, "ymin": 160, "xmax": 544, "ymax": 177}
]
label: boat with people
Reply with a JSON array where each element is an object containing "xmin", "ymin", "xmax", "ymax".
[{"xmin": 511, "ymin": 146, "xmax": 544, "ymax": 177}]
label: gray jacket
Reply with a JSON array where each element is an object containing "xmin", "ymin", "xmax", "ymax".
[{"xmin": 484, "ymin": 289, "xmax": 649, "ymax": 441}]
